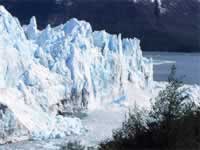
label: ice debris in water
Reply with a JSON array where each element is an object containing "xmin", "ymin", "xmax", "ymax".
[{"xmin": 0, "ymin": 5, "xmax": 153, "ymax": 143}]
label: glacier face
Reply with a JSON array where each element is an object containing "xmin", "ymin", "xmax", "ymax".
[
  {"xmin": 0, "ymin": 5, "xmax": 153, "ymax": 143},
  {"xmin": 23, "ymin": 17, "xmax": 153, "ymax": 108}
]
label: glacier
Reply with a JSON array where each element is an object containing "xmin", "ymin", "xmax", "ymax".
[{"xmin": 0, "ymin": 5, "xmax": 153, "ymax": 144}]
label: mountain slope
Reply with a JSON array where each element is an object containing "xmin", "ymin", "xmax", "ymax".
[{"xmin": 0, "ymin": 0, "xmax": 199, "ymax": 51}]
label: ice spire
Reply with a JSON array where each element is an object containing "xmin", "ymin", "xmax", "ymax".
[{"xmin": 0, "ymin": 5, "xmax": 10, "ymax": 16}]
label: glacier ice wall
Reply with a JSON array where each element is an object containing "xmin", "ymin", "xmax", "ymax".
[
  {"xmin": 0, "ymin": 5, "xmax": 153, "ymax": 143},
  {"xmin": 24, "ymin": 16, "xmax": 153, "ymax": 108}
]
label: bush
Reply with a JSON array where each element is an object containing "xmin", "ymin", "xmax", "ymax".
[
  {"xmin": 99, "ymin": 65, "xmax": 200, "ymax": 150},
  {"xmin": 60, "ymin": 141, "xmax": 85, "ymax": 150}
]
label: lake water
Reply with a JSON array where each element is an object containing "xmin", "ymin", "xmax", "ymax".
[{"xmin": 144, "ymin": 52, "xmax": 200, "ymax": 85}]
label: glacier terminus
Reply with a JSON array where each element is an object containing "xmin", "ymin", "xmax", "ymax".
[{"xmin": 1, "ymin": 5, "xmax": 199, "ymax": 148}]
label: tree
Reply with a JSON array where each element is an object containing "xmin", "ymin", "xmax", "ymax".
[
  {"xmin": 149, "ymin": 65, "xmax": 195, "ymax": 148},
  {"xmin": 151, "ymin": 65, "xmax": 193, "ymax": 122},
  {"xmin": 99, "ymin": 65, "xmax": 199, "ymax": 150}
]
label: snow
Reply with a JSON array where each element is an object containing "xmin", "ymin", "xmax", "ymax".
[{"xmin": 0, "ymin": 5, "xmax": 153, "ymax": 143}]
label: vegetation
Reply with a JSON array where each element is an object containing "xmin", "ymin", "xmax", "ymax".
[
  {"xmin": 99, "ymin": 65, "xmax": 200, "ymax": 150},
  {"xmin": 60, "ymin": 141, "xmax": 85, "ymax": 150},
  {"xmin": 60, "ymin": 141, "xmax": 96, "ymax": 150}
]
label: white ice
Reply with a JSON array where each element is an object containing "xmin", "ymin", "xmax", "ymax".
[{"xmin": 0, "ymin": 5, "xmax": 153, "ymax": 143}]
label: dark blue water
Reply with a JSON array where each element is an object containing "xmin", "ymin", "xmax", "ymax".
[{"xmin": 144, "ymin": 52, "xmax": 200, "ymax": 85}]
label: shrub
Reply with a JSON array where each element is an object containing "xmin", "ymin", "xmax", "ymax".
[
  {"xmin": 60, "ymin": 141, "xmax": 85, "ymax": 150},
  {"xmin": 99, "ymin": 65, "xmax": 200, "ymax": 150}
]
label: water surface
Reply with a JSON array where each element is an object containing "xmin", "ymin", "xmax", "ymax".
[{"xmin": 144, "ymin": 52, "xmax": 200, "ymax": 85}]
